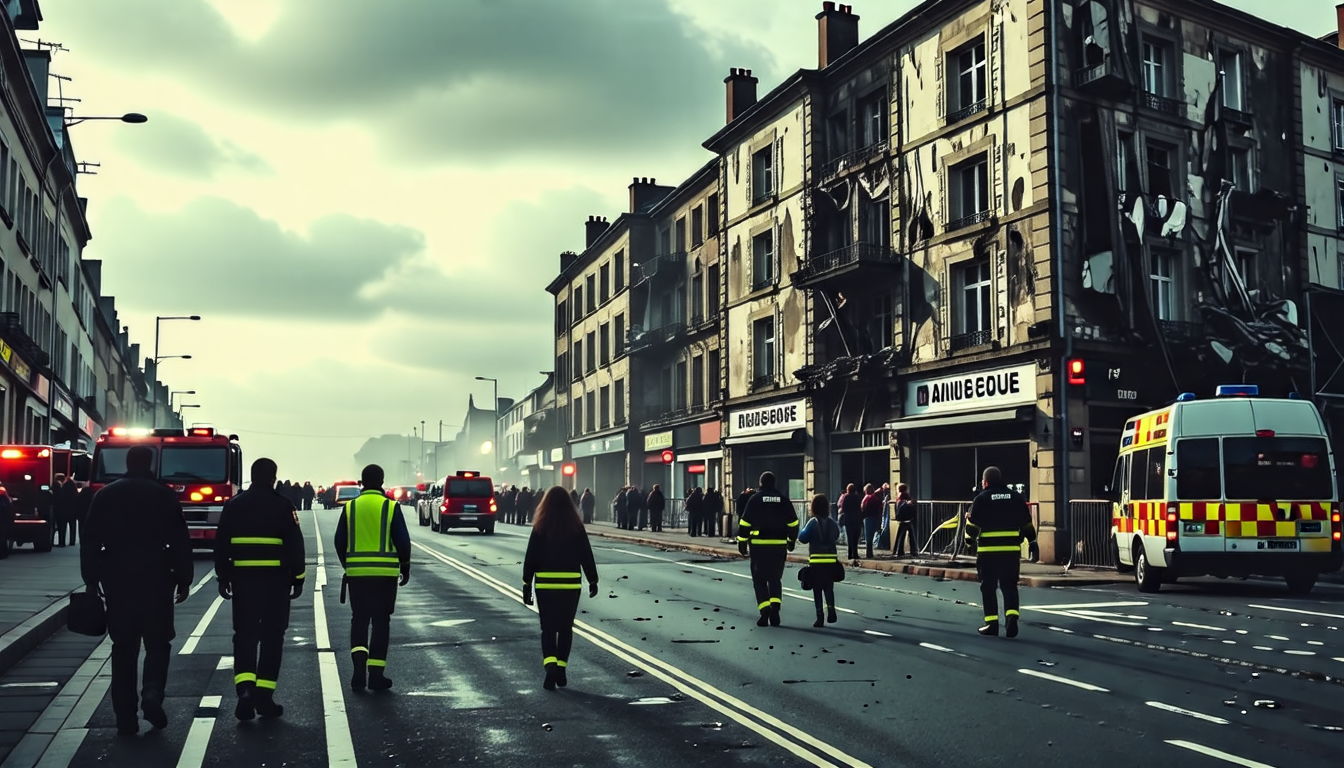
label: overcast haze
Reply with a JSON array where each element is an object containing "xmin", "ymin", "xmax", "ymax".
[{"xmin": 41, "ymin": 0, "xmax": 1331, "ymax": 484}]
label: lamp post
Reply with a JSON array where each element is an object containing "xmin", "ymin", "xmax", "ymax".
[
  {"xmin": 169, "ymin": 389, "xmax": 196, "ymax": 412},
  {"xmin": 176, "ymin": 403, "xmax": 200, "ymax": 427},
  {"xmin": 475, "ymin": 376, "xmax": 499, "ymax": 479},
  {"xmin": 436, "ymin": 421, "xmax": 460, "ymax": 480},
  {"xmin": 151, "ymin": 315, "xmax": 200, "ymax": 427},
  {"xmin": 39, "ymin": 113, "xmax": 147, "ymax": 443}
]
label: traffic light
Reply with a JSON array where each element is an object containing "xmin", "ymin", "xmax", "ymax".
[
  {"xmin": 661, "ymin": 449, "xmax": 675, "ymax": 464},
  {"xmin": 1067, "ymin": 358, "xmax": 1086, "ymax": 386},
  {"xmin": 561, "ymin": 462, "xmax": 576, "ymax": 477}
]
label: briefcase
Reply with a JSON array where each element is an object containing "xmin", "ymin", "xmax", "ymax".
[{"xmin": 67, "ymin": 590, "xmax": 107, "ymax": 637}]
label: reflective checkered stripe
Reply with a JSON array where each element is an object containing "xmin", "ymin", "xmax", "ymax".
[
  {"xmin": 1114, "ymin": 501, "xmax": 1169, "ymax": 538},
  {"xmin": 1169, "ymin": 500, "xmax": 1331, "ymax": 537}
]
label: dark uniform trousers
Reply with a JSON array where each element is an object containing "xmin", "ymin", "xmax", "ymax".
[
  {"xmin": 349, "ymin": 577, "xmax": 398, "ymax": 667},
  {"xmin": 977, "ymin": 552, "xmax": 1022, "ymax": 622},
  {"xmin": 750, "ymin": 546, "xmax": 788, "ymax": 615},
  {"xmin": 537, "ymin": 591, "xmax": 581, "ymax": 667},
  {"xmin": 231, "ymin": 576, "xmax": 291, "ymax": 692},
  {"xmin": 105, "ymin": 585, "xmax": 176, "ymax": 720}
]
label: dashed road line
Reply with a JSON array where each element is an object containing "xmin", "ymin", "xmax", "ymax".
[
  {"xmin": 179, "ymin": 596, "xmax": 225, "ymax": 655},
  {"xmin": 1165, "ymin": 740, "xmax": 1277, "ymax": 768},
  {"xmin": 1017, "ymin": 668, "xmax": 1109, "ymax": 692},
  {"xmin": 188, "ymin": 571, "xmax": 215, "ymax": 597},
  {"xmin": 311, "ymin": 511, "xmax": 358, "ymax": 768},
  {"xmin": 174, "ymin": 695, "xmax": 222, "ymax": 768},
  {"xmin": 1247, "ymin": 604, "xmax": 1344, "ymax": 621},
  {"xmin": 1146, "ymin": 701, "xmax": 1229, "ymax": 725},
  {"xmin": 1173, "ymin": 621, "xmax": 1226, "ymax": 632}
]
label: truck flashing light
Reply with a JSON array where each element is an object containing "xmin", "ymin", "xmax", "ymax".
[
  {"xmin": 1067, "ymin": 359, "xmax": 1086, "ymax": 386},
  {"xmin": 189, "ymin": 427, "xmax": 215, "ymax": 436},
  {"xmin": 1176, "ymin": 392, "xmax": 1197, "ymax": 402},
  {"xmin": 0, "ymin": 449, "xmax": 21, "ymax": 459},
  {"xmin": 1215, "ymin": 384, "xmax": 1259, "ymax": 397},
  {"xmin": 109, "ymin": 427, "xmax": 153, "ymax": 437},
  {"xmin": 457, "ymin": 471, "xmax": 478, "ymax": 478}
]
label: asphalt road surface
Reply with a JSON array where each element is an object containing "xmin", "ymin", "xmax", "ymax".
[{"xmin": 2, "ymin": 507, "xmax": 1341, "ymax": 768}]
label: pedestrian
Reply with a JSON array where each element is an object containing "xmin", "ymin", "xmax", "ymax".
[
  {"xmin": 522, "ymin": 486, "xmax": 599, "ymax": 691},
  {"xmin": 214, "ymin": 458, "xmax": 306, "ymax": 720},
  {"xmin": 798, "ymin": 493, "xmax": 840, "ymax": 627},
  {"xmin": 629, "ymin": 485, "xmax": 646, "ymax": 531},
  {"xmin": 892, "ymin": 483, "xmax": 917, "ymax": 557},
  {"xmin": 517, "ymin": 487, "xmax": 534, "ymax": 526},
  {"xmin": 302, "ymin": 482, "xmax": 316, "ymax": 511},
  {"xmin": 645, "ymin": 485, "xmax": 664, "ymax": 532},
  {"xmin": 0, "ymin": 486, "xmax": 12, "ymax": 559},
  {"xmin": 580, "ymin": 487, "xmax": 596, "ymax": 525},
  {"xmin": 838, "ymin": 483, "xmax": 862, "ymax": 563},
  {"xmin": 570, "ymin": 487, "xmax": 581, "ymax": 510},
  {"xmin": 501, "ymin": 486, "xmax": 517, "ymax": 525},
  {"xmin": 860, "ymin": 483, "xmax": 884, "ymax": 560},
  {"xmin": 686, "ymin": 487, "xmax": 704, "ymax": 537},
  {"xmin": 612, "ymin": 487, "xmax": 628, "ymax": 529},
  {"xmin": 964, "ymin": 466, "xmax": 1036, "ymax": 638},
  {"xmin": 54, "ymin": 473, "xmax": 79, "ymax": 547},
  {"xmin": 334, "ymin": 464, "xmax": 411, "ymax": 691},
  {"xmin": 737, "ymin": 472, "xmax": 798, "ymax": 626},
  {"xmin": 701, "ymin": 487, "xmax": 719, "ymax": 537},
  {"xmin": 79, "ymin": 445, "xmax": 192, "ymax": 736}
]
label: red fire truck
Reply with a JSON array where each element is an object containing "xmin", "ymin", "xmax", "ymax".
[
  {"xmin": 90, "ymin": 426, "xmax": 243, "ymax": 549},
  {"xmin": 0, "ymin": 445, "xmax": 89, "ymax": 553}
]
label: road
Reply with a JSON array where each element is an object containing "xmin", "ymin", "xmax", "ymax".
[{"xmin": 2, "ymin": 507, "xmax": 1341, "ymax": 768}]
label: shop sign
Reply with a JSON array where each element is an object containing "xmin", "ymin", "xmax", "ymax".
[
  {"xmin": 54, "ymin": 389, "xmax": 75, "ymax": 422},
  {"xmin": 906, "ymin": 363, "xmax": 1036, "ymax": 418},
  {"xmin": 549, "ymin": 448, "xmax": 565, "ymax": 463},
  {"xmin": 573, "ymin": 434, "xmax": 626, "ymax": 456},
  {"xmin": 1, "ymin": 340, "xmax": 32, "ymax": 383},
  {"xmin": 728, "ymin": 398, "xmax": 807, "ymax": 437},
  {"xmin": 33, "ymin": 374, "xmax": 49, "ymax": 403},
  {"xmin": 643, "ymin": 431, "xmax": 673, "ymax": 452}
]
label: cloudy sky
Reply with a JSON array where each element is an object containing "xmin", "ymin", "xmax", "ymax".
[{"xmin": 40, "ymin": 0, "xmax": 1329, "ymax": 484}]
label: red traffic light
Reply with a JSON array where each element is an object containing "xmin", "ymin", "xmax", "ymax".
[
  {"xmin": 1067, "ymin": 358, "xmax": 1086, "ymax": 386},
  {"xmin": 661, "ymin": 449, "xmax": 675, "ymax": 464},
  {"xmin": 561, "ymin": 462, "xmax": 576, "ymax": 477}
]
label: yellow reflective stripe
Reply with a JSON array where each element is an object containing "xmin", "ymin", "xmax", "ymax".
[
  {"xmin": 235, "ymin": 560, "xmax": 282, "ymax": 567},
  {"xmin": 255, "ymin": 679, "xmax": 277, "ymax": 690},
  {"xmin": 556, "ymin": 660, "xmax": 567, "ymax": 668},
  {"xmin": 758, "ymin": 600, "xmax": 772, "ymax": 610},
  {"xmin": 980, "ymin": 530, "xmax": 1020, "ymax": 538},
  {"xmin": 768, "ymin": 597, "xmax": 781, "ymax": 605},
  {"xmin": 809, "ymin": 555, "xmax": 838, "ymax": 563},
  {"xmin": 786, "ymin": 519, "xmax": 799, "ymax": 527},
  {"xmin": 347, "ymin": 568, "xmax": 401, "ymax": 577},
  {"xmin": 352, "ymin": 646, "xmax": 368, "ymax": 655},
  {"xmin": 535, "ymin": 584, "xmax": 582, "ymax": 590},
  {"xmin": 984, "ymin": 614, "xmax": 999, "ymax": 622},
  {"xmin": 543, "ymin": 656, "xmax": 558, "ymax": 666},
  {"xmin": 367, "ymin": 659, "xmax": 386, "ymax": 668},
  {"xmin": 1006, "ymin": 609, "xmax": 1020, "ymax": 617},
  {"xmin": 535, "ymin": 572, "xmax": 581, "ymax": 578},
  {"xmin": 751, "ymin": 539, "xmax": 788, "ymax": 545},
  {"xmin": 294, "ymin": 572, "xmax": 307, "ymax": 580},
  {"xmin": 230, "ymin": 537, "xmax": 283, "ymax": 545},
  {"xmin": 738, "ymin": 520, "xmax": 751, "ymax": 528},
  {"xmin": 234, "ymin": 672, "xmax": 257, "ymax": 685},
  {"xmin": 977, "ymin": 546, "xmax": 1021, "ymax": 553},
  {"xmin": 737, "ymin": 536, "xmax": 750, "ymax": 542}
]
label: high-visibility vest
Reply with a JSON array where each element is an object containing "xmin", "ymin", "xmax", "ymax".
[{"xmin": 344, "ymin": 491, "xmax": 400, "ymax": 578}]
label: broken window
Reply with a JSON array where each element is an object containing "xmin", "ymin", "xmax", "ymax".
[
  {"xmin": 956, "ymin": 259, "xmax": 992, "ymax": 335},
  {"xmin": 1145, "ymin": 141, "xmax": 1175, "ymax": 199},
  {"xmin": 752, "ymin": 147, "xmax": 774, "ymax": 202},
  {"xmin": 951, "ymin": 38, "xmax": 988, "ymax": 114},
  {"xmin": 1219, "ymin": 50, "xmax": 1243, "ymax": 111},
  {"xmin": 860, "ymin": 89, "xmax": 888, "ymax": 148},
  {"xmin": 753, "ymin": 316, "xmax": 776, "ymax": 382},
  {"xmin": 1230, "ymin": 148, "xmax": 1250, "ymax": 191},
  {"xmin": 1150, "ymin": 250, "xmax": 1177, "ymax": 321},
  {"xmin": 1141, "ymin": 38, "xmax": 1169, "ymax": 96},
  {"xmin": 949, "ymin": 155, "xmax": 990, "ymax": 227},
  {"xmin": 752, "ymin": 230, "xmax": 775, "ymax": 290}
]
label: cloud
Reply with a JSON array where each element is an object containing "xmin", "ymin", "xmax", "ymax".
[
  {"xmin": 90, "ymin": 196, "xmax": 426, "ymax": 319},
  {"xmin": 112, "ymin": 112, "xmax": 270, "ymax": 179},
  {"xmin": 57, "ymin": 0, "xmax": 771, "ymax": 165}
]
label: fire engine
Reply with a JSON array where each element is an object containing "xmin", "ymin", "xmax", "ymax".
[
  {"xmin": 90, "ymin": 426, "xmax": 243, "ymax": 549},
  {"xmin": 0, "ymin": 445, "xmax": 88, "ymax": 552}
]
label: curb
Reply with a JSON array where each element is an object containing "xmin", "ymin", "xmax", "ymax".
[
  {"xmin": 0, "ymin": 593, "xmax": 74, "ymax": 675},
  {"xmin": 588, "ymin": 528, "xmax": 1130, "ymax": 588}
]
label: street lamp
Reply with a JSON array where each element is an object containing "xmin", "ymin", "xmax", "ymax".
[
  {"xmin": 177, "ymin": 403, "xmax": 200, "ymax": 427},
  {"xmin": 169, "ymin": 390, "xmax": 196, "ymax": 411},
  {"xmin": 436, "ymin": 421, "xmax": 460, "ymax": 480},
  {"xmin": 152, "ymin": 315, "xmax": 200, "ymax": 427},
  {"xmin": 63, "ymin": 112, "xmax": 148, "ymax": 127},
  {"xmin": 475, "ymin": 376, "xmax": 499, "ymax": 490}
]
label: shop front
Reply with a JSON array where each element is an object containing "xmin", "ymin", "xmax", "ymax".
[
  {"xmin": 51, "ymin": 383, "xmax": 80, "ymax": 447},
  {"xmin": 570, "ymin": 433, "xmax": 627, "ymax": 506},
  {"xmin": 672, "ymin": 419, "xmax": 723, "ymax": 497},
  {"xmin": 726, "ymin": 398, "xmax": 808, "ymax": 500},
  {"xmin": 886, "ymin": 362, "xmax": 1040, "ymax": 502},
  {"xmin": 0, "ymin": 340, "xmax": 43, "ymax": 444}
]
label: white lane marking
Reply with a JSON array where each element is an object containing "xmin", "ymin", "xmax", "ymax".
[
  {"xmin": 1253, "ymin": 646, "xmax": 1274, "ymax": 651},
  {"xmin": 1146, "ymin": 701, "xmax": 1230, "ymax": 725},
  {"xmin": 864, "ymin": 630, "xmax": 893, "ymax": 637},
  {"xmin": 1017, "ymin": 669, "xmax": 1110, "ymax": 692},
  {"xmin": 1267, "ymin": 635, "xmax": 1290, "ymax": 641},
  {"xmin": 1307, "ymin": 641, "xmax": 1325, "ymax": 646},
  {"xmin": 1333, "ymin": 657, "xmax": 1344, "ymax": 663},
  {"xmin": 0, "ymin": 682, "xmax": 59, "ymax": 688},
  {"xmin": 413, "ymin": 539, "xmax": 870, "ymax": 768},
  {"xmin": 215, "ymin": 657, "xmax": 233, "ymax": 670},
  {"xmin": 1248, "ymin": 604, "xmax": 1344, "ymax": 620},
  {"xmin": 1222, "ymin": 640, "xmax": 1237, "ymax": 645},
  {"xmin": 178, "ymin": 596, "xmax": 225, "ymax": 655},
  {"xmin": 1283, "ymin": 650, "xmax": 1316, "ymax": 656},
  {"xmin": 1047, "ymin": 626, "xmax": 1074, "ymax": 634},
  {"xmin": 174, "ymin": 695, "xmax": 222, "ymax": 768},
  {"xmin": 311, "ymin": 513, "xmax": 358, "ymax": 768},
  {"xmin": 919, "ymin": 642, "xmax": 956, "ymax": 654},
  {"xmin": 188, "ymin": 571, "xmax": 215, "ymax": 597},
  {"xmin": 1030, "ymin": 609, "xmax": 1143, "ymax": 627},
  {"xmin": 1173, "ymin": 621, "xmax": 1226, "ymax": 632},
  {"xmin": 1023, "ymin": 601, "xmax": 1148, "ymax": 611},
  {"xmin": 1072, "ymin": 610, "xmax": 1148, "ymax": 620},
  {"xmin": 1165, "ymin": 740, "xmax": 1278, "ymax": 768}
]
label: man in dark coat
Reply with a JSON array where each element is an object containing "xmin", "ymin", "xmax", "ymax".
[
  {"xmin": 686, "ymin": 488, "xmax": 705, "ymax": 537},
  {"xmin": 54, "ymin": 473, "xmax": 80, "ymax": 547},
  {"xmin": 580, "ymin": 488, "xmax": 596, "ymax": 524}
]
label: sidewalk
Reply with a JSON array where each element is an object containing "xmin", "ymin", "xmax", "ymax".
[
  {"xmin": 583, "ymin": 521, "xmax": 1128, "ymax": 588},
  {"xmin": 0, "ymin": 544, "xmax": 87, "ymax": 674}
]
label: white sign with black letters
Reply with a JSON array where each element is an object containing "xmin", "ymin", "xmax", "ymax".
[
  {"xmin": 905, "ymin": 363, "xmax": 1036, "ymax": 418},
  {"xmin": 728, "ymin": 398, "xmax": 807, "ymax": 437}
]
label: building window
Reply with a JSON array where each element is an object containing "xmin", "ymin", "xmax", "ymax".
[
  {"xmin": 1230, "ymin": 148, "xmax": 1250, "ymax": 191},
  {"xmin": 955, "ymin": 260, "xmax": 992, "ymax": 344},
  {"xmin": 951, "ymin": 38, "xmax": 987, "ymax": 116},
  {"xmin": 692, "ymin": 355, "xmax": 705, "ymax": 408},
  {"xmin": 573, "ymin": 397, "xmax": 583, "ymax": 436},
  {"xmin": 675, "ymin": 216, "xmax": 687, "ymax": 253},
  {"xmin": 615, "ymin": 313, "xmax": 625, "ymax": 357},
  {"xmin": 599, "ymin": 385, "xmax": 611, "ymax": 429},
  {"xmin": 691, "ymin": 272, "xmax": 704, "ymax": 322},
  {"xmin": 600, "ymin": 263, "xmax": 610, "ymax": 303},
  {"xmin": 692, "ymin": 205, "xmax": 704, "ymax": 247},
  {"xmin": 860, "ymin": 89, "xmax": 888, "ymax": 147},
  {"xmin": 573, "ymin": 340, "xmax": 583, "ymax": 379},
  {"xmin": 573, "ymin": 286, "xmax": 584, "ymax": 323},
  {"xmin": 1146, "ymin": 141, "xmax": 1175, "ymax": 199},
  {"xmin": 752, "ymin": 230, "xmax": 775, "ymax": 290},
  {"xmin": 827, "ymin": 111, "xmax": 849, "ymax": 161},
  {"xmin": 556, "ymin": 301, "xmax": 567, "ymax": 335},
  {"xmin": 1150, "ymin": 250, "xmax": 1176, "ymax": 321},
  {"xmin": 1235, "ymin": 249, "xmax": 1256, "ymax": 291},
  {"xmin": 615, "ymin": 250, "xmax": 625, "ymax": 291},
  {"xmin": 600, "ymin": 322, "xmax": 610, "ymax": 365},
  {"xmin": 874, "ymin": 293, "xmax": 894, "ymax": 350},
  {"xmin": 1141, "ymin": 38, "xmax": 1168, "ymax": 96},
  {"xmin": 557, "ymin": 352, "xmax": 568, "ymax": 384},
  {"xmin": 658, "ymin": 366, "xmax": 673, "ymax": 413},
  {"xmin": 1337, "ymin": 178, "xmax": 1344, "ymax": 230},
  {"xmin": 949, "ymin": 156, "xmax": 990, "ymax": 229},
  {"xmin": 1334, "ymin": 101, "xmax": 1344, "ymax": 153},
  {"xmin": 585, "ymin": 392, "xmax": 596, "ymax": 432},
  {"xmin": 586, "ymin": 331, "xmax": 596, "ymax": 372},
  {"xmin": 615, "ymin": 379, "xmax": 626, "ymax": 424},
  {"xmin": 708, "ymin": 350, "xmax": 721, "ymax": 402},
  {"xmin": 753, "ymin": 316, "xmax": 776, "ymax": 383},
  {"xmin": 1219, "ymin": 50, "xmax": 1242, "ymax": 111},
  {"xmin": 1118, "ymin": 132, "xmax": 1136, "ymax": 192},
  {"xmin": 707, "ymin": 194, "xmax": 720, "ymax": 235},
  {"xmin": 752, "ymin": 147, "xmax": 773, "ymax": 203},
  {"xmin": 861, "ymin": 196, "xmax": 889, "ymax": 246},
  {"xmin": 675, "ymin": 359, "xmax": 688, "ymax": 411},
  {"xmin": 585, "ymin": 275, "xmax": 596, "ymax": 313},
  {"xmin": 707, "ymin": 264, "xmax": 721, "ymax": 316}
]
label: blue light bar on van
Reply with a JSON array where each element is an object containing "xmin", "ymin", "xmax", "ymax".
[
  {"xmin": 1177, "ymin": 392, "xmax": 1197, "ymax": 402},
  {"xmin": 1215, "ymin": 385, "xmax": 1258, "ymax": 397},
  {"xmin": 1288, "ymin": 392, "xmax": 1301, "ymax": 400}
]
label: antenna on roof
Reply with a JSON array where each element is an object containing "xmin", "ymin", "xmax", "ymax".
[
  {"xmin": 76, "ymin": 161, "xmax": 100, "ymax": 175},
  {"xmin": 22, "ymin": 39, "xmax": 69, "ymax": 55}
]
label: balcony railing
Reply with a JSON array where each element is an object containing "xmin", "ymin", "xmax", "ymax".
[
  {"xmin": 634, "ymin": 252, "xmax": 686, "ymax": 284},
  {"xmin": 945, "ymin": 210, "xmax": 992, "ymax": 233},
  {"xmin": 629, "ymin": 321, "xmax": 686, "ymax": 353},
  {"xmin": 752, "ymin": 274, "xmax": 777, "ymax": 292},
  {"xmin": 1221, "ymin": 106, "xmax": 1252, "ymax": 128},
  {"xmin": 950, "ymin": 329, "xmax": 993, "ymax": 352},
  {"xmin": 0, "ymin": 311, "xmax": 49, "ymax": 368},
  {"xmin": 1138, "ymin": 91, "xmax": 1183, "ymax": 117},
  {"xmin": 946, "ymin": 98, "xmax": 987, "ymax": 125},
  {"xmin": 821, "ymin": 140, "xmax": 889, "ymax": 180},
  {"xmin": 791, "ymin": 242, "xmax": 899, "ymax": 286},
  {"xmin": 639, "ymin": 405, "xmax": 711, "ymax": 431},
  {"xmin": 752, "ymin": 188, "xmax": 774, "ymax": 206},
  {"xmin": 1072, "ymin": 62, "xmax": 1132, "ymax": 96}
]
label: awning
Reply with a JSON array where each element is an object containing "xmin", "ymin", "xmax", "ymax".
[
  {"xmin": 885, "ymin": 409, "xmax": 1019, "ymax": 431},
  {"xmin": 724, "ymin": 429, "xmax": 806, "ymax": 447},
  {"xmin": 676, "ymin": 449, "xmax": 722, "ymax": 463}
]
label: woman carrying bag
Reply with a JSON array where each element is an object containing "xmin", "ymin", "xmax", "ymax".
[
  {"xmin": 522, "ymin": 487, "xmax": 599, "ymax": 691},
  {"xmin": 797, "ymin": 494, "xmax": 842, "ymax": 628}
]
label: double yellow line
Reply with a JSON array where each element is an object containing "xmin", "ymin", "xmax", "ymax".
[{"xmin": 410, "ymin": 540, "xmax": 873, "ymax": 768}]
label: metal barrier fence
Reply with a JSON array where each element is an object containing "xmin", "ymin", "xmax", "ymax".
[{"xmin": 1064, "ymin": 499, "xmax": 1115, "ymax": 571}]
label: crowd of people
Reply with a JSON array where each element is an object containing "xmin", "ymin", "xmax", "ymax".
[
  {"xmin": 274, "ymin": 480, "xmax": 316, "ymax": 511},
  {"xmin": 0, "ymin": 473, "xmax": 93, "ymax": 557}
]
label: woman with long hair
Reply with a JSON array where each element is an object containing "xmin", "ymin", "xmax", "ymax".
[
  {"xmin": 798, "ymin": 493, "xmax": 841, "ymax": 627},
  {"xmin": 522, "ymin": 486, "xmax": 599, "ymax": 690}
]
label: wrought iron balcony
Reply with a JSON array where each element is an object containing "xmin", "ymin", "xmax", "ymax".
[
  {"xmin": 639, "ymin": 405, "xmax": 711, "ymax": 431},
  {"xmin": 945, "ymin": 210, "xmax": 992, "ymax": 233},
  {"xmin": 1138, "ymin": 91, "xmax": 1183, "ymax": 117},
  {"xmin": 633, "ymin": 252, "xmax": 686, "ymax": 284},
  {"xmin": 1221, "ymin": 106, "xmax": 1252, "ymax": 129},
  {"xmin": 821, "ymin": 140, "xmax": 889, "ymax": 180},
  {"xmin": 0, "ymin": 311, "xmax": 49, "ymax": 368},
  {"xmin": 1072, "ymin": 62, "xmax": 1132, "ymax": 97},
  {"xmin": 629, "ymin": 321, "xmax": 686, "ymax": 354},
  {"xmin": 791, "ymin": 242, "xmax": 900, "ymax": 287},
  {"xmin": 950, "ymin": 329, "xmax": 993, "ymax": 352},
  {"xmin": 945, "ymin": 98, "xmax": 987, "ymax": 125}
]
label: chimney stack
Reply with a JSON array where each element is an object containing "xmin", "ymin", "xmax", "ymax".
[
  {"xmin": 817, "ymin": 2, "xmax": 860, "ymax": 69},
  {"xmin": 585, "ymin": 215, "xmax": 610, "ymax": 248},
  {"xmin": 1337, "ymin": 3, "xmax": 1344, "ymax": 49},
  {"xmin": 725, "ymin": 68, "xmax": 759, "ymax": 123},
  {"xmin": 560, "ymin": 250, "xmax": 579, "ymax": 273},
  {"xmin": 629, "ymin": 177, "xmax": 671, "ymax": 213}
]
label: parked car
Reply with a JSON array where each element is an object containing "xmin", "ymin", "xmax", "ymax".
[{"xmin": 431, "ymin": 471, "xmax": 497, "ymax": 534}]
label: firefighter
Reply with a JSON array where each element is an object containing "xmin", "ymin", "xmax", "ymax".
[
  {"xmin": 214, "ymin": 458, "xmax": 306, "ymax": 720},
  {"xmin": 964, "ymin": 466, "xmax": 1037, "ymax": 638},
  {"xmin": 737, "ymin": 471, "xmax": 799, "ymax": 626},
  {"xmin": 521, "ymin": 486, "xmax": 598, "ymax": 691},
  {"xmin": 334, "ymin": 464, "xmax": 410, "ymax": 692}
]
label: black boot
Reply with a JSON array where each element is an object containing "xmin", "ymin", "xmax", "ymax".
[
  {"xmin": 142, "ymin": 698, "xmax": 168, "ymax": 730},
  {"xmin": 235, "ymin": 684, "xmax": 256, "ymax": 721},
  {"xmin": 350, "ymin": 650, "xmax": 368, "ymax": 691},
  {"xmin": 1006, "ymin": 613, "xmax": 1020, "ymax": 639},
  {"xmin": 978, "ymin": 621, "xmax": 1000, "ymax": 637},
  {"xmin": 368, "ymin": 666, "xmax": 393, "ymax": 692},
  {"xmin": 756, "ymin": 611, "xmax": 769, "ymax": 627},
  {"xmin": 253, "ymin": 688, "xmax": 284, "ymax": 718},
  {"xmin": 827, "ymin": 606, "xmax": 838, "ymax": 624},
  {"xmin": 543, "ymin": 665, "xmax": 557, "ymax": 691},
  {"xmin": 556, "ymin": 664, "xmax": 568, "ymax": 688},
  {"xmin": 813, "ymin": 612, "xmax": 824, "ymax": 628},
  {"xmin": 768, "ymin": 605, "xmax": 781, "ymax": 627}
]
